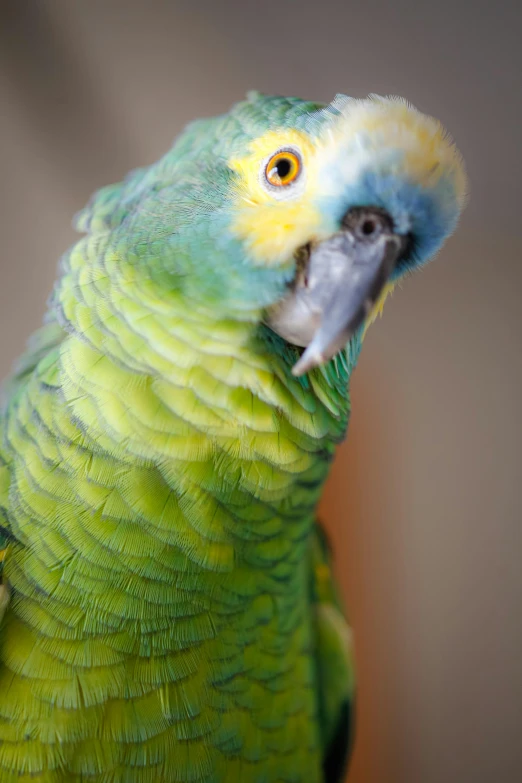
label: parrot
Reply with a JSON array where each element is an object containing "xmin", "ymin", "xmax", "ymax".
[{"xmin": 0, "ymin": 91, "xmax": 466, "ymax": 783}]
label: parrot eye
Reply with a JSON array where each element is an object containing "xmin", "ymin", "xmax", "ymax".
[{"xmin": 264, "ymin": 148, "xmax": 302, "ymax": 189}]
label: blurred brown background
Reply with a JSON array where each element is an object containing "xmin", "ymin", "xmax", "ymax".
[{"xmin": 0, "ymin": 1, "xmax": 521, "ymax": 781}]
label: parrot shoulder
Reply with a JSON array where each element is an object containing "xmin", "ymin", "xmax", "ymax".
[
  {"xmin": 2, "ymin": 316, "xmax": 66, "ymax": 402},
  {"xmin": 74, "ymin": 165, "xmax": 151, "ymax": 235},
  {"xmin": 0, "ymin": 314, "xmax": 67, "ymax": 599},
  {"xmin": 0, "ymin": 464, "xmax": 10, "ymax": 625}
]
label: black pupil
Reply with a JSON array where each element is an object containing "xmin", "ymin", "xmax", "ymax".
[
  {"xmin": 276, "ymin": 158, "xmax": 292, "ymax": 179},
  {"xmin": 362, "ymin": 219, "xmax": 377, "ymax": 235}
]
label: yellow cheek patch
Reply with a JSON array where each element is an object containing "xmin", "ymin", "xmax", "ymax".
[
  {"xmin": 229, "ymin": 129, "xmax": 327, "ymax": 265},
  {"xmin": 231, "ymin": 201, "xmax": 324, "ymax": 266}
]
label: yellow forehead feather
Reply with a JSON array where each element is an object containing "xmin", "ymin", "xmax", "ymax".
[{"xmin": 319, "ymin": 96, "xmax": 467, "ymax": 203}]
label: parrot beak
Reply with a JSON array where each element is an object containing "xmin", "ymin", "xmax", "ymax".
[{"xmin": 266, "ymin": 207, "xmax": 409, "ymax": 376}]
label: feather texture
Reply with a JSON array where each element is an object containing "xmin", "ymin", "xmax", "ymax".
[{"xmin": 0, "ymin": 91, "xmax": 465, "ymax": 782}]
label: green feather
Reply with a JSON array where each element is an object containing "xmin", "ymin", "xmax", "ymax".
[{"xmin": 0, "ymin": 90, "xmax": 464, "ymax": 782}]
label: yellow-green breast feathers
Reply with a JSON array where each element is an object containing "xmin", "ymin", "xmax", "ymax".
[{"xmin": 0, "ymin": 91, "xmax": 465, "ymax": 782}]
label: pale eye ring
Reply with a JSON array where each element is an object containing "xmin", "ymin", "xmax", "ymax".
[{"xmin": 263, "ymin": 147, "xmax": 303, "ymax": 190}]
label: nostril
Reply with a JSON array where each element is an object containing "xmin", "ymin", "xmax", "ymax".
[
  {"xmin": 354, "ymin": 214, "xmax": 385, "ymax": 241},
  {"xmin": 361, "ymin": 218, "xmax": 378, "ymax": 236},
  {"xmin": 342, "ymin": 206, "xmax": 394, "ymax": 238}
]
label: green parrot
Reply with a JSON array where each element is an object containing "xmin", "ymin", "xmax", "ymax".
[{"xmin": 0, "ymin": 92, "xmax": 466, "ymax": 782}]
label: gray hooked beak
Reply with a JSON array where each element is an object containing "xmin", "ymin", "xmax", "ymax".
[{"xmin": 266, "ymin": 207, "xmax": 408, "ymax": 376}]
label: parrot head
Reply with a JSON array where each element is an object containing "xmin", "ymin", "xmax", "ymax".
[
  {"xmin": 223, "ymin": 93, "xmax": 467, "ymax": 373},
  {"xmin": 76, "ymin": 92, "xmax": 466, "ymax": 376}
]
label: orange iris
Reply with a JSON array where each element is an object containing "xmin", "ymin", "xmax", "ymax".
[{"xmin": 265, "ymin": 150, "xmax": 301, "ymax": 187}]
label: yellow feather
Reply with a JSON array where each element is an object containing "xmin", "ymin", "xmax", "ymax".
[
  {"xmin": 229, "ymin": 129, "xmax": 328, "ymax": 264},
  {"xmin": 363, "ymin": 281, "xmax": 397, "ymax": 337}
]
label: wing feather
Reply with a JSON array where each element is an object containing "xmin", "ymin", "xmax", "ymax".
[{"xmin": 311, "ymin": 522, "xmax": 356, "ymax": 782}]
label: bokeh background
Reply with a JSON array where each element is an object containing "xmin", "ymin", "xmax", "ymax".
[{"xmin": 1, "ymin": 1, "xmax": 521, "ymax": 781}]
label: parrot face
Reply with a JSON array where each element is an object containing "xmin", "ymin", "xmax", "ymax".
[
  {"xmin": 224, "ymin": 94, "xmax": 467, "ymax": 373},
  {"xmin": 75, "ymin": 92, "xmax": 466, "ymax": 377}
]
